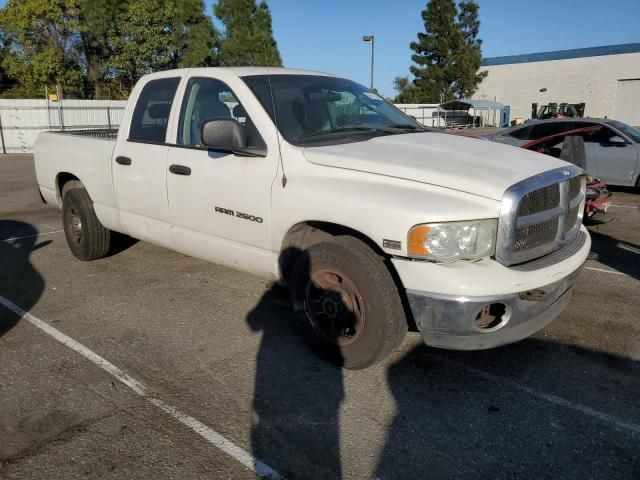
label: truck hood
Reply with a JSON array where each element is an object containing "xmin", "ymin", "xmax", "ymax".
[{"xmin": 301, "ymin": 132, "xmax": 568, "ymax": 200}]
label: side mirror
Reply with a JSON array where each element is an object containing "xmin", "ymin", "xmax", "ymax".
[
  {"xmin": 201, "ymin": 118, "xmax": 246, "ymax": 150},
  {"xmin": 607, "ymin": 135, "xmax": 627, "ymax": 145},
  {"xmin": 201, "ymin": 118, "xmax": 267, "ymax": 157}
]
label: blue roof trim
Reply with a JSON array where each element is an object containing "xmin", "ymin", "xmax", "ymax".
[{"xmin": 483, "ymin": 43, "xmax": 640, "ymax": 66}]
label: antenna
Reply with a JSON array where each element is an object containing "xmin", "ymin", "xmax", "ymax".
[{"xmin": 267, "ymin": 69, "xmax": 287, "ymax": 188}]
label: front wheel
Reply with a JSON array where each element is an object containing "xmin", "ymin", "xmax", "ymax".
[
  {"xmin": 289, "ymin": 236, "xmax": 407, "ymax": 369},
  {"xmin": 62, "ymin": 185, "xmax": 111, "ymax": 261}
]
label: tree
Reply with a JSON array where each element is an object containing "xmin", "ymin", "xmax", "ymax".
[
  {"xmin": 170, "ymin": 0, "xmax": 220, "ymax": 68},
  {"xmin": 0, "ymin": 0, "xmax": 84, "ymax": 97},
  {"xmin": 214, "ymin": 0, "xmax": 282, "ymax": 67},
  {"xmin": 454, "ymin": 0, "xmax": 487, "ymax": 98},
  {"xmin": 405, "ymin": 0, "xmax": 486, "ymax": 103},
  {"xmin": 393, "ymin": 76, "xmax": 420, "ymax": 103},
  {"xmin": 78, "ymin": 0, "xmax": 128, "ymax": 98},
  {"xmin": 107, "ymin": 0, "xmax": 220, "ymax": 96},
  {"xmin": 107, "ymin": 0, "xmax": 175, "ymax": 94},
  {"xmin": 408, "ymin": 0, "xmax": 462, "ymax": 103}
]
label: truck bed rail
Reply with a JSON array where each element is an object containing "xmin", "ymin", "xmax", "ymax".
[{"xmin": 52, "ymin": 128, "xmax": 119, "ymax": 141}]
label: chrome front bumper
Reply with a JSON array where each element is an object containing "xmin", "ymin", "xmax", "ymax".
[{"xmin": 406, "ymin": 267, "xmax": 582, "ymax": 350}]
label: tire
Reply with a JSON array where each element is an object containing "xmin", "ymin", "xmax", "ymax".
[
  {"xmin": 62, "ymin": 185, "xmax": 111, "ymax": 261},
  {"xmin": 289, "ymin": 235, "xmax": 407, "ymax": 369}
]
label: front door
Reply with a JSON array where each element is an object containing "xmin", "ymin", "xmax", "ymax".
[
  {"xmin": 112, "ymin": 76, "xmax": 182, "ymax": 247},
  {"xmin": 166, "ymin": 76, "xmax": 279, "ymax": 275},
  {"xmin": 589, "ymin": 126, "xmax": 638, "ymax": 185}
]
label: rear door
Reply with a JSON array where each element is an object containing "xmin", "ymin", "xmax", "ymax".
[{"xmin": 112, "ymin": 76, "xmax": 181, "ymax": 247}]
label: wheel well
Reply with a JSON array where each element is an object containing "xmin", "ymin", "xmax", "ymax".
[
  {"xmin": 279, "ymin": 221, "xmax": 385, "ymax": 283},
  {"xmin": 56, "ymin": 172, "xmax": 81, "ymax": 204},
  {"xmin": 279, "ymin": 221, "xmax": 417, "ymax": 330}
]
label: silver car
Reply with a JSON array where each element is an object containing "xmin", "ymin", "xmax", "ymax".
[{"xmin": 488, "ymin": 118, "xmax": 640, "ymax": 188}]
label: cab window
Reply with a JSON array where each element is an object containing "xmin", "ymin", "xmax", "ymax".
[
  {"xmin": 177, "ymin": 77, "xmax": 264, "ymax": 149},
  {"xmin": 129, "ymin": 77, "xmax": 180, "ymax": 143}
]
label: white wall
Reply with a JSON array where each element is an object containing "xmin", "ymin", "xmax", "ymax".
[
  {"xmin": 393, "ymin": 104, "xmax": 441, "ymax": 127},
  {"xmin": 473, "ymin": 52, "xmax": 640, "ymax": 124},
  {"xmin": 0, "ymin": 99, "xmax": 127, "ymax": 153}
]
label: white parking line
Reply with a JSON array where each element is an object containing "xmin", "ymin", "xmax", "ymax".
[
  {"xmin": 609, "ymin": 205, "xmax": 639, "ymax": 209},
  {"xmin": 428, "ymin": 353, "xmax": 640, "ymax": 436},
  {"xmin": 2, "ymin": 229, "xmax": 64, "ymax": 242},
  {"xmin": 0, "ymin": 295, "xmax": 282, "ymax": 480},
  {"xmin": 584, "ymin": 266, "xmax": 626, "ymax": 276}
]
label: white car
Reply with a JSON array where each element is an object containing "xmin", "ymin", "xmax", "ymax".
[{"xmin": 34, "ymin": 68, "xmax": 590, "ymax": 369}]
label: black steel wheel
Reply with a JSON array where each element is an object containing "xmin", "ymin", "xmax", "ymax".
[
  {"xmin": 62, "ymin": 185, "xmax": 111, "ymax": 261},
  {"xmin": 290, "ymin": 236, "xmax": 407, "ymax": 369}
]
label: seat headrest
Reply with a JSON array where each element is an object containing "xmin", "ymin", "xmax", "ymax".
[{"xmin": 148, "ymin": 103, "xmax": 171, "ymax": 120}]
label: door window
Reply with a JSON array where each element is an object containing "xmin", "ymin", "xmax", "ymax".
[
  {"xmin": 129, "ymin": 78, "xmax": 180, "ymax": 142},
  {"xmin": 592, "ymin": 126, "xmax": 625, "ymax": 144},
  {"xmin": 507, "ymin": 125, "xmax": 532, "ymax": 140},
  {"xmin": 177, "ymin": 77, "xmax": 264, "ymax": 149},
  {"xmin": 528, "ymin": 122, "xmax": 575, "ymax": 139}
]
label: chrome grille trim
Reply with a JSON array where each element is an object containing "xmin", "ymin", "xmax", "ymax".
[{"xmin": 496, "ymin": 165, "xmax": 585, "ymax": 266}]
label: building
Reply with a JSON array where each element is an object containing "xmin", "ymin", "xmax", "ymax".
[{"xmin": 473, "ymin": 43, "xmax": 640, "ymax": 125}]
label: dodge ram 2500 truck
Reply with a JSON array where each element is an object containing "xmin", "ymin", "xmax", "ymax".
[{"xmin": 34, "ymin": 68, "xmax": 590, "ymax": 369}]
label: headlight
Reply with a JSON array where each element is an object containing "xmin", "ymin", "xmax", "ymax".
[{"xmin": 407, "ymin": 219, "xmax": 497, "ymax": 261}]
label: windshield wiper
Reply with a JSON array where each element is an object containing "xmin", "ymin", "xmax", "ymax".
[
  {"xmin": 297, "ymin": 123, "xmax": 425, "ymax": 141},
  {"xmin": 387, "ymin": 123, "xmax": 425, "ymax": 131},
  {"xmin": 297, "ymin": 126, "xmax": 381, "ymax": 140}
]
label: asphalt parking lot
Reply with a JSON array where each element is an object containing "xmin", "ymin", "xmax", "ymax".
[{"xmin": 1, "ymin": 155, "xmax": 639, "ymax": 479}]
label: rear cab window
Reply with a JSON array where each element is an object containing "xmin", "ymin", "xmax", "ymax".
[{"xmin": 129, "ymin": 77, "xmax": 181, "ymax": 143}]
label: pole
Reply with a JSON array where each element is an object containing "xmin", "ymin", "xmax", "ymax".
[
  {"xmin": 363, "ymin": 35, "xmax": 375, "ymax": 91},
  {"xmin": 370, "ymin": 36, "xmax": 375, "ymax": 91},
  {"xmin": 0, "ymin": 111, "xmax": 6, "ymax": 154},
  {"xmin": 106, "ymin": 107, "xmax": 112, "ymax": 130},
  {"xmin": 45, "ymin": 86, "xmax": 51, "ymax": 131},
  {"xmin": 57, "ymin": 84, "xmax": 64, "ymax": 131}
]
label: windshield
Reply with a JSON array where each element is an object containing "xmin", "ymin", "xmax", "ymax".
[
  {"xmin": 606, "ymin": 120, "xmax": 640, "ymax": 143},
  {"xmin": 242, "ymin": 74, "xmax": 424, "ymax": 146}
]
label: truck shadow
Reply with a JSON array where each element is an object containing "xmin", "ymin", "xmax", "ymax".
[
  {"xmin": 246, "ymin": 248, "xmax": 345, "ymax": 479},
  {"xmin": 106, "ymin": 231, "xmax": 139, "ymax": 258},
  {"xmin": 0, "ymin": 220, "xmax": 48, "ymax": 336},
  {"xmin": 247, "ymin": 269, "xmax": 640, "ymax": 478},
  {"xmin": 373, "ymin": 339, "xmax": 640, "ymax": 479},
  {"xmin": 588, "ymin": 229, "xmax": 640, "ymax": 280}
]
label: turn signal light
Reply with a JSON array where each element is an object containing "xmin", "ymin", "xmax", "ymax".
[{"xmin": 407, "ymin": 225, "xmax": 431, "ymax": 256}]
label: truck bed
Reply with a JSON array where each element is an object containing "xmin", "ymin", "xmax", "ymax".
[{"xmin": 34, "ymin": 130, "xmax": 119, "ymax": 224}]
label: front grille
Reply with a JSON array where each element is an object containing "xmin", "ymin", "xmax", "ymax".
[
  {"xmin": 564, "ymin": 205, "xmax": 580, "ymax": 236},
  {"xmin": 496, "ymin": 166, "xmax": 585, "ymax": 266},
  {"xmin": 517, "ymin": 184, "xmax": 560, "ymax": 216},
  {"xmin": 569, "ymin": 176, "xmax": 582, "ymax": 201},
  {"xmin": 514, "ymin": 217, "xmax": 559, "ymax": 253}
]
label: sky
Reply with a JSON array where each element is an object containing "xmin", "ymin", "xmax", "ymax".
[{"xmin": 206, "ymin": 0, "xmax": 640, "ymax": 97}]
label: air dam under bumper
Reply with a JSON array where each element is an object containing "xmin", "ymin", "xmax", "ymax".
[{"xmin": 406, "ymin": 268, "xmax": 581, "ymax": 350}]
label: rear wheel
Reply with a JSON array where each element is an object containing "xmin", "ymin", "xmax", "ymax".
[
  {"xmin": 62, "ymin": 185, "xmax": 111, "ymax": 261},
  {"xmin": 289, "ymin": 236, "xmax": 407, "ymax": 369}
]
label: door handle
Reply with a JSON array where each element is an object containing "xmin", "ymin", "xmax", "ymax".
[
  {"xmin": 169, "ymin": 164, "xmax": 191, "ymax": 176},
  {"xmin": 115, "ymin": 156, "xmax": 132, "ymax": 166}
]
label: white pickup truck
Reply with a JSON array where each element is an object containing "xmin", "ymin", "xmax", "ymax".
[{"xmin": 34, "ymin": 67, "xmax": 590, "ymax": 369}]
